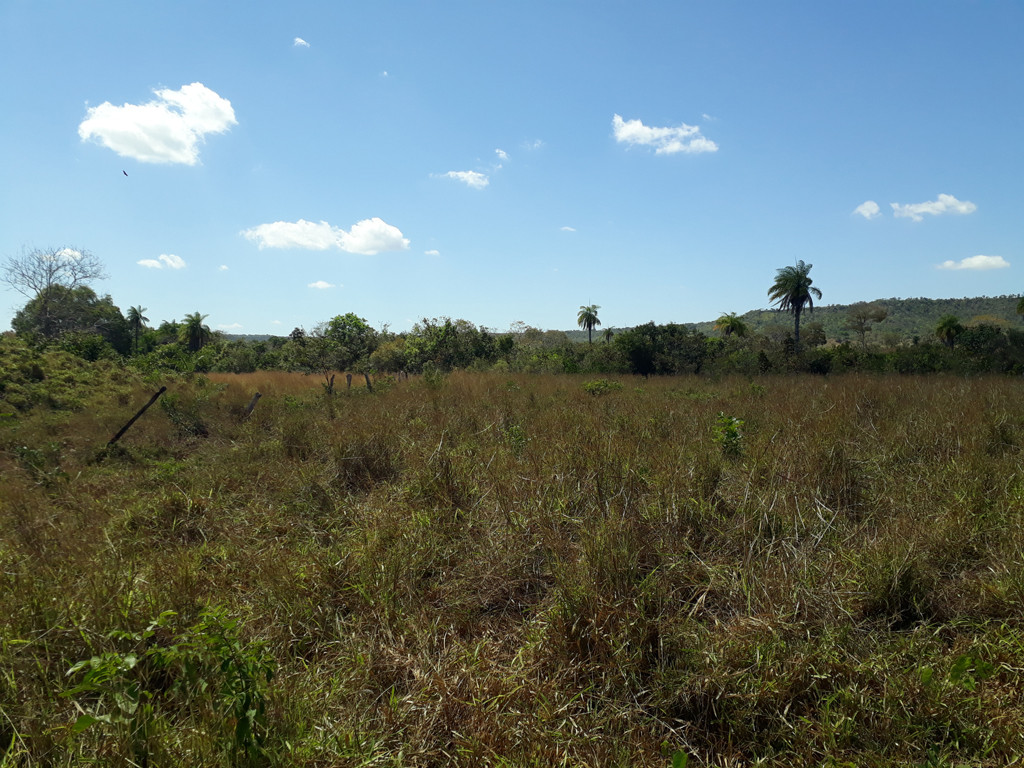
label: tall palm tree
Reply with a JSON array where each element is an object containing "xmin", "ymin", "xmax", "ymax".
[
  {"xmin": 577, "ymin": 304, "xmax": 601, "ymax": 344},
  {"xmin": 714, "ymin": 312, "xmax": 748, "ymax": 338},
  {"xmin": 767, "ymin": 260, "xmax": 822, "ymax": 348},
  {"xmin": 602, "ymin": 327, "xmax": 615, "ymax": 344},
  {"xmin": 126, "ymin": 305, "xmax": 149, "ymax": 354},
  {"xmin": 180, "ymin": 311, "xmax": 212, "ymax": 352},
  {"xmin": 935, "ymin": 314, "xmax": 964, "ymax": 349}
]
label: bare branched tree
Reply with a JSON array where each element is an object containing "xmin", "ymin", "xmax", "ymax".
[{"xmin": 2, "ymin": 247, "xmax": 107, "ymax": 337}]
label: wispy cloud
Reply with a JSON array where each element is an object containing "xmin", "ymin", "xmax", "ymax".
[
  {"xmin": 495, "ymin": 148, "xmax": 509, "ymax": 162},
  {"xmin": 137, "ymin": 253, "xmax": 186, "ymax": 269},
  {"xmin": 79, "ymin": 82, "xmax": 236, "ymax": 165},
  {"xmin": 294, "ymin": 37, "xmax": 310, "ymax": 47},
  {"xmin": 937, "ymin": 255, "xmax": 1009, "ymax": 271},
  {"xmin": 218, "ymin": 264, "xmax": 229, "ymax": 271},
  {"xmin": 439, "ymin": 170, "xmax": 489, "ymax": 189},
  {"xmin": 612, "ymin": 114, "xmax": 718, "ymax": 155},
  {"xmin": 241, "ymin": 217, "xmax": 410, "ymax": 255},
  {"xmin": 561, "ymin": 226, "xmax": 577, "ymax": 232},
  {"xmin": 219, "ymin": 322, "xmax": 243, "ymax": 330},
  {"xmin": 853, "ymin": 200, "xmax": 880, "ymax": 219},
  {"xmin": 308, "ymin": 280, "xmax": 336, "ymax": 289},
  {"xmin": 892, "ymin": 193, "xmax": 976, "ymax": 222},
  {"xmin": 424, "ymin": 249, "xmax": 440, "ymax": 256}
]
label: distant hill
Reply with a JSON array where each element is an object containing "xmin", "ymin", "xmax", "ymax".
[
  {"xmin": 222, "ymin": 333, "xmax": 279, "ymax": 343},
  {"xmin": 562, "ymin": 296, "xmax": 1023, "ymax": 343}
]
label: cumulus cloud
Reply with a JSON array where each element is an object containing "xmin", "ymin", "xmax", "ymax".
[
  {"xmin": 294, "ymin": 37, "xmax": 310, "ymax": 47},
  {"xmin": 937, "ymin": 255, "xmax": 1010, "ymax": 271},
  {"xmin": 78, "ymin": 82, "xmax": 237, "ymax": 165},
  {"xmin": 891, "ymin": 193, "xmax": 977, "ymax": 222},
  {"xmin": 308, "ymin": 280, "xmax": 335, "ymax": 289},
  {"xmin": 137, "ymin": 253, "xmax": 186, "ymax": 269},
  {"xmin": 440, "ymin": 170, "xmax": 489, "ymax": 189},
  {"xmin": 612, "ymin": 114, "xmax": 718, "ymax": 155},
  {"xmin": 241, "ymin": 217, "xmax": 410, "ymax": 255},
  {"xmin": 853, "ymin": 201, "xmax": 880, "ymax": 219}
]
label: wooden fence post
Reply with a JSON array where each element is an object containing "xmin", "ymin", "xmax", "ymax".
[
  {"xmin": 243, "ymin": 392, "xmax": 262, "ymax": 420},
  {"xmin": 108, "ymin": 387, "xmax": 167, "ymax": 446}
]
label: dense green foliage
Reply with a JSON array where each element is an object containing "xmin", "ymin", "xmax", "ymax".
[{"xmin": 3, "ymin": 349, "xmax": 1024, "ymax": 766}]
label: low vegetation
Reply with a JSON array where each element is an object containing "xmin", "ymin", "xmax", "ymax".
[{"xmin": 3, "ymin": 339, "xmax": 1024, "ymax": 766}]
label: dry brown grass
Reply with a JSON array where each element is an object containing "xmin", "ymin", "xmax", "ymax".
[{"xmin": 2, "ymin": 369, "xmax": 1024, "ymax": 766}]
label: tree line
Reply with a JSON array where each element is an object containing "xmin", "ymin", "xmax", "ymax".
[{"xmin": 4, "ymin": 247, "xmax": 1024, "ymax": 378}]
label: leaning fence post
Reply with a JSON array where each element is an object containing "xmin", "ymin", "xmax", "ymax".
[
  {"xmin": 243, "ymin": 392, "xmax": 262, "ymax": 420},
  {"xmin": 108, "ymin": 386, "xmax": 167, "ymax": 446},
  {"xmin": 346, "ymin": 373, "xmax": 353, "ymax": 390},
  {"xmin": 363, "ymin": 372, "xmax": 373, "ymax": 392}
]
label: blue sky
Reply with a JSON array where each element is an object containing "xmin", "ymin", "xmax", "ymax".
[{"xmin": 1, "ymin": 1, "xmax": 1021, "ymax": 335}]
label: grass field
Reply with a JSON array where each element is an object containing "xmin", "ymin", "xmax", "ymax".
[{"xmin": 2, "ymin": 368, "xmax": 1023, "ymax": 766}]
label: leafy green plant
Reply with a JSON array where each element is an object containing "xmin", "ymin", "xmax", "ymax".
[
  {"xmin": 64, "ymin": 607, "xmax": 275, "ymax": 763},
  {"xmin": 711, "ymin": 412, "xmax": 744, "ymax": 457},
  {"xmin": 582, "ymin": 378, "xmax": 623, "ymax": 396}
]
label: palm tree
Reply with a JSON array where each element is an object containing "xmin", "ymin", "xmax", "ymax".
[
  {"xmin": 180, "ymin": 311, "xmax": 212, "ymax": 352},
  {"xmin": 577, "ymin": 304, "xmax": 601, "ymax": 344},
  {"xmin": 714, "ymin": 312, "xmax": 748, "ymax": 338},
  {"xmin": 935, "ymin": 314, "xmax": 964, "ymax": 349},
  {"xmin": 126, "ymin": 305, "xmax": 149, "ymax": 354},
  {"xmin": 767, "ymin": 260, "xmax": 822, "ymax": 348},
  {"xmin": 602, "ymin": 327, "xmax": 615, "ymax": 344}
]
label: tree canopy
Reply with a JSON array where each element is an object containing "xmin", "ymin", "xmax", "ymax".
[
  {"xmin": 577, "ymin": 305, "xmax": 601, "ymax": 344},
  {"xmin": 3, "ymin": 247, "xmax": 107, "ymax": 339},
  {"xmin": 767, "ymin": 260, "xmax": 822, "ymax": 348}
]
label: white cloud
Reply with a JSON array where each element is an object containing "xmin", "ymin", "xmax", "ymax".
[
  {"xmin": 78, "ymin": 82, "xmax": 237, "ymax": 165},
  {"xmin": 294, "ymin": 37, "xmax": 310, "ymax": 47},
  {"xmin": 219, "ymin": 322, "xmax": 243, "ymax": 330},
  {"xmin": 380, "ymin": 70, "xmax": 389, "ymax": 78},
  {"xmin": 937, "ymin": 255, "xmax": 1010, "ymax": 271},
  {"xmin": 241, "ymin": 217, "xmax": 409, "ymax": 255},
  {"xmin": 612, "ymin": 114, "xmax": 718, "ymax": 155},
  {"xmin": 561, "ymin": 226, "xmax": 577, "ymax": 232},
  {"xmin": 524, "ymin": 139, "xmax": 544, "ymax": 150},
  {"xmin": 137, "ymin": 253, "xmax": 186, "ymax": 269},
  {"xmin": 52, "ymin": 248, "xmax": 83, "ymax": 261},
  {"xmin": 425, "ymin": 249, "xmax": 440, "ymax": 256},
  {"xmin": 853, "ymin": 200, "xmax": 880, "ymax": 219},
  {"xmin": 308, "ymin": 280, "xmax": 335, "ymax": 289},
  {"xmin": 440, "ymin": 170, "xmax": 489, "ymax": 189},
  {"xmin": 891, "ymin": 193, "xmax": 977, "ymax": 222},
  {"xmin": 218, "ymin": 264, "xmax": 229, "ymax": 271},
  {"xmin": 339, "ymin": 217, "xmax": 410, "ymax": 255},
  {"xmin": 495, "ymin": 148, "xmax": 509, "ymax": 162},
  {"xmin": 271, "ymin": 320, "xmax": 282, "ymax": 325}
]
